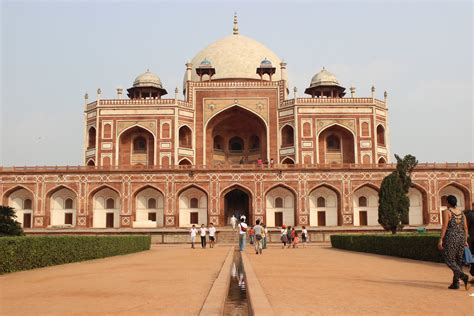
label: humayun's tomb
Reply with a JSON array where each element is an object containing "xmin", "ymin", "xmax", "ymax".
[{"xmin": 1, "ymin": 16, "xmax": 473, "ymax": 234}]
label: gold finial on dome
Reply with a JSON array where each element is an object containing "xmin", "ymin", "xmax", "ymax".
[{"xmin": 233, "ymin": 12, "xmax": 239, "ymax": 35}]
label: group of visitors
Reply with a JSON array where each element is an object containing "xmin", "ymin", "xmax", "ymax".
[
  {"xmin": 239, "ymin": 157, "xmax": 275, "ymax": 168},
  {"xmin": 237, "ymin": 216, "xmax": 268, "ymax": 254},
  {"xmin": 280, "ymin": 225, "xmax": 308, "ymax": 249},
  {"xmin": 439, "ymin": 195, "xmax": 473, "ymax": 290},
  {"xmin": 189, "ymin": 223, "xmax": 216, "ymax": 249}
]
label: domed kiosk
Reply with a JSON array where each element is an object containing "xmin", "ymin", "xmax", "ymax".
[
  {"xmin": 127, "ymin": 70, "xmax": 167, "ymax": 99},
  {"xmin": 305, "ymin": 67, "xmax": 346, "ymax": 98}
]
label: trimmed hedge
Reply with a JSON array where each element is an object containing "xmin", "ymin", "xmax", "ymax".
[
  {"xmin": 330, "ymin": 233, "xmax": 443, "ymax": 263},
  {"xmin": 0, "ymin": 235, "xmax": 151, "ymax": 274}
]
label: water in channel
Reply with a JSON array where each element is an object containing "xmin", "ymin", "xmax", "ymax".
[{"xmin": 223, "ymin": 250, "xmax": 250, "ymax": 316}]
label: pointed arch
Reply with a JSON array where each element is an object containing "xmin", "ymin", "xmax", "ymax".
[
  {"xmin": 408, "ymin": 183, "xmax": 428, "ymax": 225},
  {"xmin": 177, "ymin": 184, "xmax": 208, "ymax": 227},
  {"xmin": 178, "ymin": 158, "xmax": 193, "ymax": 166},
  {"xmin": 3, "ymin": 185, "xmax": 35, "ymax": 228},
  {"xmin": 309, "ymin": 183, "xmax": 342, "ymax": 226},
  {"xmin": 46, "ymin": 185, "xmax": 78, "ymax": 227},
  {"xmin": 353, "ymin": 184, "xmax": 379, "ymax": 226},
  {"xmin": 116, "ymin": 124, "xmax": 156, "ymax": 166},
  {"xmin": 132, "ymin": 184, "xmax": 165, "ymax": 227},
  {"xmin": 220, "ymin": 184, "xmax": 254, "ymax": 225},
  {"xmin": 281, "ymin": 124, "xmax": 295, "ymax": 147},
  {"xmin": 265, "ymin": 184, "xmax": 297, "ymax": 227},
  {"xmin": 317, "ymin": 123, "xmax": 357, "ymax": 164},
  {"xmin": 281, "ymin": 157, "xmax": 295, "ymax": 165}
]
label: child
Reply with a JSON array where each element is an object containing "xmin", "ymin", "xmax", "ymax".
[
  {"xmin": 248, "ymin": 226, "xmax": 255, "ymax": 245},
  {"xmin": 301, "ymin": 226, "xmax": 308, "ymax": 248},
  {"xmin": 200, "ymin": 224, "xmax": 207, "ymax": 248},
  {"xmin": 208, "ymin": 223, "xmax": 216, "ymax": 248},
  {"xmin": 292, "ymin": 230, "xmax": 299, "ymax": 248},
  {"xmin": 190, "ymin": 224, "xmax": 197, "ymax": 249},
  {"xmin": 281, "ymin": 225, "xmax": 288, "ymax": 248}
]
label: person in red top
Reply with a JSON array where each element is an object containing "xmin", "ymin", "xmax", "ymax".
[
  {"xmin": 257, "ymin": 158, "xmax": 263, "ymax": 167},
  {"xmin": 248, "ymin": 226, "xmax": 255, "ymax": 245}
]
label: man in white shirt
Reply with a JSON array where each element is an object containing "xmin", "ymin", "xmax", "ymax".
[
  {"xmin": 200, "ymin": 224, "xmax": 207, "ymax": 248},
  {"xmin": 230, "ymin": 215, "xmax": 237, "ymax": 230},
  {"xmin": 208, "ymin": 223, "xmax": 217, "ymax": 248},
  {"xmin": 190, "ymin": 224, "xmax": 197, "ymax": 249},
  {"xmin": 238, "ymin": 216, "xmax": 248, "ymax": 251}
]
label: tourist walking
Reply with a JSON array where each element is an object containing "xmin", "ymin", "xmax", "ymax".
[
  {"xmin": 301, "ymin": 226, "xmax": 308, "ymax": 248},
  {"xmin": 292, "ymin": 230, "xmax": 299, "ymax": 248},
  {"xmin": 208, "ymin": 223, "xmax": 216, "ymax": 248},
  {"xmin": 438, "ymin": 195, "xmax": 470, "ymax": 290},
  {"xmin": 200, "ymin": 224, "xmax": 207, "ymax": 249},
  {"xmin": 281, "ymin": 225, "xmax": 288, "ymax": 248},
  {"xmin": 238, "ymin": 216, "xmax": 248, "ymax": 251},
  {"xmin": 287, "ymin": 226, "xmax": 293, "ymax": 248},
  {"xmin": 190, "ymin": 224, "xmax": 198, "ymax": 249},
  {"xmin": 230, "ymin": 214, "xmax": 237, "ymax": 230},
  {"xmin": 262, "ymin": 224, "xmax": 268, "ymax": 249},
  {"xmin": 464, "ymin": 209, "xmax": 474, "ymax": 276},
  {"xmin": 249, "ymin": 226, "xmax": 255, "ymax": 245},
  {"xmin": 253, "ymin": 219, "xmax": 264, "ymax": 254}
]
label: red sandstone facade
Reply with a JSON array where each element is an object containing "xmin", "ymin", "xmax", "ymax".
[{"xmin": 1, "ymin": 18, "xmax": 473, "ymax": 230}]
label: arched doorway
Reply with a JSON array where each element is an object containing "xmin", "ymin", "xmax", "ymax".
[
  {"xmin": 206, "ymin": 106, "xmax": 267, "ymax": 164},
  {"xmin": 133, "ymin": 186, "xmax": 164, "ymax": 228},
  {"xmin": 91, "ymin": 187, "xmax": 120, "ymax": 228},
  {"xmin": 5, "ymin": 187, "xmax": 34, "ymax": 228},
  {"xmin": 309, "ymin": 185, "xmax": 340, "ymax": 226},
  {"xmin": 408, "ymin": 187, "xmax": 424, "ymax": 225},
  {"xmin": 265, "ymin": 186, "xmax": 295, "ymax": 227},
  {"xmin": 353, "ymin": 185, "xmax": 379, "ymax": 226},
  {"xmin": 118, "ymin": 126, "xmax": 155, "ymax": 166},
  {"xmin": 223, "ymin": 188, "xmax": 251, "ymax": 226},
  {"xmin": 49, "ymin": 187, "xmax": 77, "ymax": 227},
  {"xmin": 439, "ymin": 184, "xmax": 468, "ymax": 223},
  {"xmin": 318, "ymin": 125, "xmax": 355, "ymax": 164},
  {"xmin": 178, "ymin": 186, "xmax": 207, "ymax": 227}
]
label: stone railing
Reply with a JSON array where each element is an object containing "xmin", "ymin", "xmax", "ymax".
[
  {"xmin": 1, "ymin": 162, "xmax": 472, "ymax": 173},
  {"xmin": 86, "ymin": 99, "xmax": 192, "ymax": 108}
]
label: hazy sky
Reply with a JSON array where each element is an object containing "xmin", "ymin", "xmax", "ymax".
[{"xmin": 1, "ymin": 0, "xmax": 472, "ymax": 166}]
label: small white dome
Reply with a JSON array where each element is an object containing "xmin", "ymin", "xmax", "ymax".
[
  {"xmin": 133, "ymin": 70, "xmax": 163, "ymax": 89},
  {"xmin": 309, "ymin": 68, "xmax": 340, "ymax": 88}
]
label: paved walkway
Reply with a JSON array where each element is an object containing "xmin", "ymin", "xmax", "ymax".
[
  {"xmin": 0, "ymin": 245, "xmax": 231, "ymax": 316},
  {"xmin": 246, "ymin": 244, "xmax": 473, "ymax": 315}
]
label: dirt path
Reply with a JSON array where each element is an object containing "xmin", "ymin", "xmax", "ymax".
[
  {"xmin": 246, "ymin": 244, "xmax": 473, "ymax": 315},
  {"xmin": 0, "ymin": 245, "xmax": 231, "ymax": 316}
]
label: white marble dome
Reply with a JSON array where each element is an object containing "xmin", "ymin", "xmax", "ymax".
[
  {"xmin": 188, "ymin": 34, "xmax": 282, "ymax": 82},
  {"xmin": 309, "ymin": 68, "xmax": 340, "ymax": 88},
  {"xmin": 133, "ymin": 70, "xmax": 164, "ymax": 88}
]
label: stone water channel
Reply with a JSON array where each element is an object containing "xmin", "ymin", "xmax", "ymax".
[{"xmin": 223, "ymin": 250, "xmax": 251, "ymax": 315}]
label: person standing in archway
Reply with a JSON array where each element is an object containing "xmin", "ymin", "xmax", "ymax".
[
  {"xmin": 238, "ymin": 216, "xmax": 248, "ymax": 251},
  {"xmin": 438, "ymin": 195, "xmax": 470, "ymax": 290},
  {"xmin": 230, "ymin": 214, "xmax": 237, "ymax": 230}
]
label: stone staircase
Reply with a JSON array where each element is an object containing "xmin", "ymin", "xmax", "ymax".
[{"xmin": 216, "ymin": 228, "xmax": 241, "ymax": 244}]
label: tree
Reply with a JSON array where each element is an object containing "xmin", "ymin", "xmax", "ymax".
[
  {"xmin": 0, "ymin": 205, "xmax": 24, "ymax": 236},
  {"xmin": 378, "ymin": 154, "xmax": 418, "ymax": 234}
]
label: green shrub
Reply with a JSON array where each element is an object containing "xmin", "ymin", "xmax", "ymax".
[
  {"xmin": 330, "ymin": 233, "xmax": 443, "ymax": 263},
  {"xmin": 0, "ymin": 235, "xmax": 151, "ymax": 274}
]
